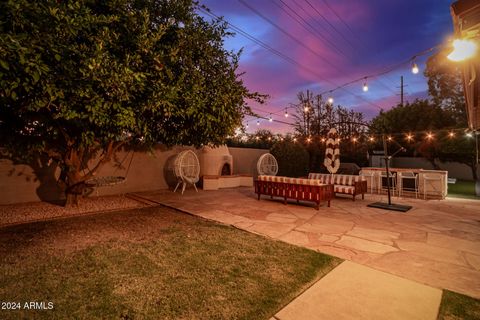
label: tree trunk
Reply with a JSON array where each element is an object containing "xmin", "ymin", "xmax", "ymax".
[{"xmin": 64, "ymin": 169, "xmax": 86, "ymax": 207}]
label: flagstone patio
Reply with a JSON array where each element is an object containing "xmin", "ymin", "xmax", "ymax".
[{"xmin": 135, "ymin": 187, "xmax": 480, "ymax": 299}]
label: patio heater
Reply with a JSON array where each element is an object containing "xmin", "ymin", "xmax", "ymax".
[{"xmin": 367, "ymin": 135, "xmax": 412, "ymax": 212}]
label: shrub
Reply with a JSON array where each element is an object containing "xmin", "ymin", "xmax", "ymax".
[{"xmin": 270, "ymin": 141, "xmax": 309, "ymax": 177}]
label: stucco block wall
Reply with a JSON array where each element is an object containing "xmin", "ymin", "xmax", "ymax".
[
  {"xmin": 228, "ymin": 147, "xmax": 269, "ymax": 178},
  {"xmin": 0, "ymin": 146, "xmax": 267, "ymax": 205},
  {"xmin": 0, "ymin": 145, "xmax": 195, "ymax": 205}
]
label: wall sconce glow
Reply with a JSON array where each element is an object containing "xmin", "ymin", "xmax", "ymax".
[
  {"xmin": 362, "ymin": 81, "xmax": 369, "ymax": 92},
  {"xmin": 447, "ymin": 39, "xmax": 478, "ymax": 62},
  {"xmin": 411, "ymin": 62, "xmax": 419, "ymax": 74}
]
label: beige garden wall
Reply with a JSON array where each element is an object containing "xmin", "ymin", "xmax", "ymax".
[
  {"xmin": 228, "ymin": 147, "xmax": 269, "ymax": 178},
  {"xmin": 0, "ymin": 146, "xmax": 268, "ymax": 205}
]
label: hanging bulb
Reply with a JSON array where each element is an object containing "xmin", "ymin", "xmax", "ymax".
[
  {"xmin": 362, "ymin": 81, "xmax": 369, "ymax": 92},
  {"xmin": 328, "ymin": 96, "xmax": 334, "ymax": 104},
  {"xmin": 256, "ymin": 120, "xmax": 260, "ymax": 126},
  {"xmin": 411, "ymin": 62, "xmax": 419, "ymax": 74},
  {"xmin": 269, "ymin": 115, "xmax": 273, "ymax": 122},
  {"xmin": 426, "ymin": 132, "xmax": 433, "ymax": 140},
  {"xmin": 246, "ymin": 122, "xmax": 249, "ymax": 128},
  {"xmin": 352, "ymin": 137, "xmax": 357, "ymax": 143},
  {"xmin": 304, "ymin": 106, "xmax": 309, "ymax": 113},
  {"xmin": 448, "ymin": 131, "xmax": 455, "ymax": 138},
  {"xmin": 369, "ymin": 136, "xmax": 375, "ymax": 142},
  {"xmin": 406, "ymin": 134, "xmax": 413, "ymax": 141},
  {"xmin": 284, "ymin": 109, "xmax": 289, "ymax": 118}
]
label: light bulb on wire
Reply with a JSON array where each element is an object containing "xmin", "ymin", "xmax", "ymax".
[
  {"xmin": 269, "ymin": 115, "xmax": 273, "ymax": 122},
  {"xmin": 362, "ymin": 78, "xmax": 369, "ymax": 92},
  {"xmin": 284, "ymin": 109, "xmax": 289, "ymax": 118},
  {"xmin": 328, "ymin": 96, "xmax": 334, "ymax": 104},
  {"xmin": 411, "ymin": 62, "xmax": 419, "ymax": 74},
  {"xmin": 256, "ymin": 120, "xmax": 260, "ymax": 126}
]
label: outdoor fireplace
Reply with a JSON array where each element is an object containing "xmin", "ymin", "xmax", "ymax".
[{"xmin": 199, "ymin": 145, "xmax": 233, "ymax": 176}]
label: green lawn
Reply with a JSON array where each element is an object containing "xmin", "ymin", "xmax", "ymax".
[
  {"xmin": 438, "ymin": 290, "xmax": 480, "ymax": 320},
  {"xmin": 448, "ymin": 180, "xmax": 479, "ymax": 200},
  {"xmin": 0, "ymin": 206, "xmax": 341, "ymax": 320}
]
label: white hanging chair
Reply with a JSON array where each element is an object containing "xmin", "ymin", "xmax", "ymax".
[
  {"xmin": 257, "ymin": 153, "xmax": 278, "ymax": 176},
  {"xmin": 173, "ymin": 150, "xmax": 200, "ymax": 194}
]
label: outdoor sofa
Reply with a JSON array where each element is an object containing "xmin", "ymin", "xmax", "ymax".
[
  {"xmin": 308, "ymin": 173, "xmax": 367, "ymax": 201},
  {"xmin": 254, "ymin": 175, "xmax": 334, "ymax": 210}
]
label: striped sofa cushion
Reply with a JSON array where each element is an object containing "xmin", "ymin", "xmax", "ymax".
[
  {"xmin": 258, "ymin": 175, "xmax": 285, "ymax": 183},
  {"xmin": 284, "ymin": 177, "xmax": 324, "ymax": 186},
  {"xmin": 308, "ymin": 173, "xmax": 366, "ymax": 186},
  {"xmin": 308, "ymin": 173, "xmax": 334, "ymax": 184},
  {"xmin": 334, "ymin": 185, "xmax": 355, "ymax": 194}
]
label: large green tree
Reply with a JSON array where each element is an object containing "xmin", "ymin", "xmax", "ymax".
[{"xmin": 0, "ymin": 0, "xmax": 264, "ymax": 205}]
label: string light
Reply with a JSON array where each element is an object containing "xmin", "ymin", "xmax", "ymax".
[
  {"xmin": 304, "ymin": 106, "xmax": 309, "ymax": 113},
  {"xmin": 321, "ymin": 138, "xmax": 326, "ymax": 142},
  {"xmin": 246, "ymin": 122, "xmax": 249, "ymax": 128},
  {"xmin": 352, "ymin": 137, "xmax": 357, "ymax": 143},
  {"xmin": 328, "ymin": 93, "xmax": 334, "ymax": 104},
  {"xmin": 411, "ymin": 61, "xmax": 419, "ymax": 74},
  {"xmin": 426, "ymin": 132, "xmax": 433, "ymax": 140},
  {"xmin": 255, "ymin": 136, "xmax": 259, "ymax": 140},
  {"xmin": 284, "ymin": 109, "xmax": 289, "ymax": 118},
  {"xmin": 369, "ymin": 136, "xmax": 375, "ymax": 142},
  {"xmin": 268, "ymin": 137, "xmax": 271, "ymax": 141},
  {"xmin": 466, "ymin": 132, "xmax": 473, "ymax": 138},
  {"xmin": 256, "ymin": 120, "xmax": 260, "ymax": 126},
  {"xmin": 362, "ymin": 78, "xmax": 368, "ymax": 92},
  {"xmin": 387, "ymin": 136, "xmax": 392, "ymax": 141},
  {"xmin": 306, "ymin": 137, "xmax": 312, "ymax": 143},
  {"xmin": 269, "ymin": 115, "xmax": 273, "ymax": 122},
  {"xmin": 406, "ymin": 134, "xmax": 413, "ymax": 141},
  {"xmin": 293, "ymin": 137, "xmax": 297, "ymax": 142},
  {"xmin": 448, "ymin": 131, "xmax": 455, "ymax": 138}
]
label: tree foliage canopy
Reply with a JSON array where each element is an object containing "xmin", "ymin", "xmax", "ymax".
[{"xmin": 0, "ymin": 0, "xmax": 265, "ymax": 203}]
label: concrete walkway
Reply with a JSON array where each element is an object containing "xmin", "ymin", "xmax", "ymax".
[
  {"xmin": 136, "ymin": 188, "xmax": 480, "ymax": 300},
  {"xmin": 274, "ymin": 261, "xmax": 442, "ymax": 320}
]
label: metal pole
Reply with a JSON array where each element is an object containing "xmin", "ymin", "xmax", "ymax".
[
  {"xmin": 400, "ymin": 76, "xmax": 404, "ymax": 107},
  {"xmin": 383, "ymin": 135, "xmax": 392, "ymax": 205}
]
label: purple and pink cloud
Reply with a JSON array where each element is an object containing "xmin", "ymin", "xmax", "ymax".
[{"xmin": 201, "ymin": 0, "xmax": 454, "ymax": 133}]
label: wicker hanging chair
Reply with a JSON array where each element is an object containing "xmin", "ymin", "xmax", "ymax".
[
  {"xmin": 173, "ymin": 150, "xmax": 200, "ymax": 194},
  {"xmin": 257, "ymin": 153, "xmax": 278, "ymax": 176}
]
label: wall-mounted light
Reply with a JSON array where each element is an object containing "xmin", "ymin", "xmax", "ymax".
[{"xmin": 447, "ymin": 39, "xmax": 478, "ymax": 62}]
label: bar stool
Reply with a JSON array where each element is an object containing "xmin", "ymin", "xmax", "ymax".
[
  {"xmin": 398, "ymin": 171, "xmax": 418, "ymax": 198},
  {"xmin": 378, "ymin": 171, "xmax": 396, "ymax": 194},
  {"xmin": 423, "ymin": 174, "xmax": 443, "ymax": 199},
  {"xmin": 359, "ymin": 170, "xmax": 375, "ymax": 193}
]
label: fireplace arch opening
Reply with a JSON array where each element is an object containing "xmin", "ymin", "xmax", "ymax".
[{"xmin": 221, "ymin": 163, "xmax": 231, "ymax": 176}]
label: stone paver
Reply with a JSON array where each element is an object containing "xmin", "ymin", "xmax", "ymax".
[
  {"xmin": 275, "ymin": 261, "xmax": 442, "ymax": 320},
  {"xmin": 137, "ymin": 188, "xmax": 480, "ymax": 298}
]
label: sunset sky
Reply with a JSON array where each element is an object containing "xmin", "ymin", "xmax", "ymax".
[{"xmin": 200, "ymin": 0, "xmax": 455, "ymax": 133}]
